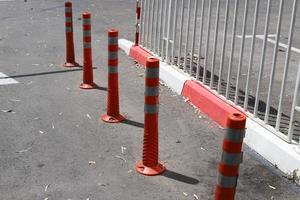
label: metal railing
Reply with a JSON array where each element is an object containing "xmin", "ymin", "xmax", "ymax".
[{"xmin": 139, "ymin": 0, "xmax": 300, "ymax": 146}]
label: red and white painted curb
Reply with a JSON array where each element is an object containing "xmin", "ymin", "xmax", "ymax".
[{"xmin": 119, "ymin": 39, "xmax": 300, "ymax": 185}]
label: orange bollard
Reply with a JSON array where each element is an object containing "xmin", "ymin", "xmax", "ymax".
[
  {"xmin": 101, "ymin": 29, "xmax": 125, "ymax": 123},
  {"xmin": 80, "ymin": 12, "xmax": 97, "ymax": 89},
  {"xmin": 215, "ymin": 113, "xmax": 246, "ymax": 200},
  {"xmin": 63, "ymin": 1, "xmax": 79, "ymax": 68},
  {"xmin": 135, "ymin": 57, "xmax": 166, "ymax": 176}
]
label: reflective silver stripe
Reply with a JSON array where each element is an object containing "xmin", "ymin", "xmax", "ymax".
[
  {"xmin": 83, "ymin": 30, "xmax": 91, "ymax": 36},
  {"xmin": 65, "ymin": 7, "xmax": 72, "ymax": 13},
  {"xmin": 108, "ymin": 52, "xmax": 118, "ymax": 60},
  {"xmin": 65, "ymin": 17, "xmax": 72, "ymax": 23},
  {"xmin": 144, "ymin": 104, "xmax": 159, "ymax": 114},
  {"xmin": 217, "ymin": 174, "xmax": 237, "ymax": 188},
  {"xmin": 146, "ymin": 68, "xmax": 159, "ymax": 78},
  {"xmin": 65, "ymin": 27, "xmax": 73, "ymax": 32},
  {"xmin": 83, "ymin": 18, "xmax": 91, "ymax": 25},
  {"xmin": 221, "ymin": 151, "xmax": 243, "ymax": 166},
  {"xmin": 225, "ymin": 128, "xmax": 245, "ymax": 142},
  {"xmin": 83, "ymin": 42, "xmax": 91, "ymax": 48},
  {"xmin": 108, "ymin": 66, "xmax": 118, "ymax": 74},
  {"xmin": 145, "ymin": 86, "xmax": 159, "ymax": 96},
  {"xmin": 108, "ymin": 36, "xmax": 118, "ymax": 45}
]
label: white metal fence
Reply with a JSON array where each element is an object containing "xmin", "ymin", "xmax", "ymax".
[{"xmin": 139, "ymin": 0, "xmax": 300, "ymax": 146}]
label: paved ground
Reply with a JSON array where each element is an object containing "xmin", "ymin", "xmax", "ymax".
[{"xmin": 0, "ymin": 0, "xmax": 300, "ymax": 199}]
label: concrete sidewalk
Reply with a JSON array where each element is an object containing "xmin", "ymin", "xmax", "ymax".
[{"xmin": 0, "ymin": 0, "xmax": 300, "ymax": 199}]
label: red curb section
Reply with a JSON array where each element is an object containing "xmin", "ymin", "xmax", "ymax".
[
  {"xmin": 181, "ymin": 80, "xmax": 244, "ymax": 128},
  {"xmin": 128, "ymin": 45, "xmax": 244, "ymax": 128},
  {"xmin": 129, "ymin": 45, "xmax": 153, "ymax": 66}
]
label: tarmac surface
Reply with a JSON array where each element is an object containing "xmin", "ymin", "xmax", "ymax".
[{"xmin": 0, "ymin": 0, "xmax": 300, "ymax": 199}]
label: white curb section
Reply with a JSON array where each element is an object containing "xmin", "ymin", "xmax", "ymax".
[
  {"xmin": 119, "ymin": 39, "xmax": 133, "ymax": 55},
  {"xmin": 245, "ymin": 118, "xmax": 300, "ymax": 184}
]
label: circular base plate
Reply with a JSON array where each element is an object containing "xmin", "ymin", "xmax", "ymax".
[
  {"xmin": 63, "ymin": 62, "xmax": 80, "ymax": 68},
  {"xmin": 101, "ymin": 114, "xmax": 125, "ymax": 123},
  {"xmin": 135, "ymin": 161, "xmax": 166, "ymax": 176},
  {"xmin": 80, "ymin": 83, "xmax": 97, "ymax": 89}
]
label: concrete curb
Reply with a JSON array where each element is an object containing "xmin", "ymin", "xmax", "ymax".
[{"xmin": 118, "ymin": 39, "xmax": 300, "ymax": 184}]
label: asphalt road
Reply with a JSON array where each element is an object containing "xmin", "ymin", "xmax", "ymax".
[{"xmin": 0, "ymin": 0, "xmax": 300, "ymax": 199}]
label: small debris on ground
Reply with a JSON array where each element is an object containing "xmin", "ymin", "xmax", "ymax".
[
  {"xmin": 16, "ymin": 146, "xmax": 32, "ymax": 153},
  {"xmin": 86, "ymin": 114, "xmax": 92, "ymax": 120},
  {"xmin": 52, "ymin": 123, "xmax": 55, "ymax": 129},
  {"xmin": 176, "ymin": 140, "xmax": 181, "ymax": 144},
  {"xmin": 193, "ymin": 194, "xmax": 199, "ymax": 200},
  {"xmin": 39, "ymin": 130, "xmax": 45, "ymax": 134},
  {"xmin": 200, "ymin": 147, "xmax": 206, "ymax": 151},
  {"xmin": 183, "ymin": 192, "xmax": 188, "ymax": 196},
  {"xmin": 88, "ymin": 161, "xmax": 96, "ymax": 165},
  {"xmin": 1, "ymin": 109, "xmax": 13, "ymax": 113},
  {"xmin": 121, "ymin": 146, "xmax": 126, "ymax": 154},
  {"xmin": 115, "ymin": 155, "xmax": 126, "ymax": 163},
  {"xmin": 9, "ymin": 99, "xmax": 21, "ymax": 102},
  {"xmin": 268, "ymin": 184, "xmax": 276, "ymax": 190},
  {"xmin": 44, "ymin": 184, "xmax": 50, "ymax": 192},
  {"xmin": 184, "ymin": 98, "xmax": 190, "ymax": 103},
  {"xmin": 59, "ymin": 112, "xmax": 63, "ymax": 116}
]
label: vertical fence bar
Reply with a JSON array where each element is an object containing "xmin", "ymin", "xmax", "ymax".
[
  {"xmin": 153, "ymin": 1, "xmax": 159, "ymax": 54},
  {"xmin": 203, "ymin": 0, "xmax": 212, "ymax": 84},
  {"xmin": 244, "ymin": 0, "xmax": 260, "ymax": 110},
  {"xmin": 177, "ymin": 0, "xmax": 185, "ymax": 68},
  {"xmin": 288, "ymin": 62, "xmax": 300, "ymax": 143},
  {"xmin": 265, "ymin": 0, "xmax": 284, "ymax": 124},
  {"xmin": 162, "ymin": 0, "xmax": 169, "ymax": 60},
  {"xmin": 234, "ymin": 0, "xmax": 249, "ymax": 104},
  {"xmin": 154, "ymin": 0, "xmax": 160, "ymax": 53},
  {"xmin": 140, "ymin": 0, "xmax": 145, "ymax": 45},
  {"xmin": 217, "ymin": 0, "xmax": 230, "ymax": 93},
  {"xmin": 145, "ymin": 0, "xmax": 150, "ymax": 49},
  {"xmin": 171, "ymin": 0, "xmax": 179, "ymax": 65},
  {"xmin": 166, "ymin": 0, "xmax": 173, "ymax": 64},
  {"xmin": 189, "ymin": 0, "xmax": 198, "ymax": 75},
  {"xmin": 276, "ymin": 0, "xmax": 298, "ymax": 132},
  {"xmin": 253, "ymin": 0, "xmax": 271, "ymax": 117},
  {"xmin": 149, "ymin": 0, "xmax": 155, "ymax": 51},
  {"xmin": 225, "ymin": 0, "xmax": 239, "ymax": 99},
  {"xmin": 183, "ymin": 0, "xmax": 192, "ymax": 72},
  {"xmin": 158, "ymin": 0, "xmax": 163, "ymax": 56},
  {"xmin": 210, "ymin": 0, "xmax": 220, "ymax": 88},
  {"xmin": 196, "ymin": 0, "xmax": 205, "ymax": 80}
]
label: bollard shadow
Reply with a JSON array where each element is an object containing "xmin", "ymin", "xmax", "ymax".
[
  {"xmin": 121, "ymin": 119, "xmax": 144, "ymax": 129},
  {"xmin": 162, "ymin": 169, "xmax": 199, "ymax": 185},
  {"xmin": 94, "ymin": 85, "xmax": 107, "ymax": 91},
  {"xmin": 0, "ymin": 67, "xmax": 98, "ymax": 79}
]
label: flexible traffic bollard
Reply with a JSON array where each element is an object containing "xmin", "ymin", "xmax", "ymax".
[
  {"xmin": 80, "ymin": 12, "xmax": 97, "ymax": 89},
  {"xmin": 135, "ymin": 57, "xmax": 166, "ymax": 176},
  {"xmin": 135, "ymin": 0, "xmax": 141, "ymax": 46},
  {"xmin": 215, "ymin": 113, "xmax": 246, "ymax": 200},
  {"xmin": 101, "ymin": 29, "xmax": 125, "ymax": 123},
  {"xmin": 63, "ymin": 1, "xmax": 79, "ymax": 67}
]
